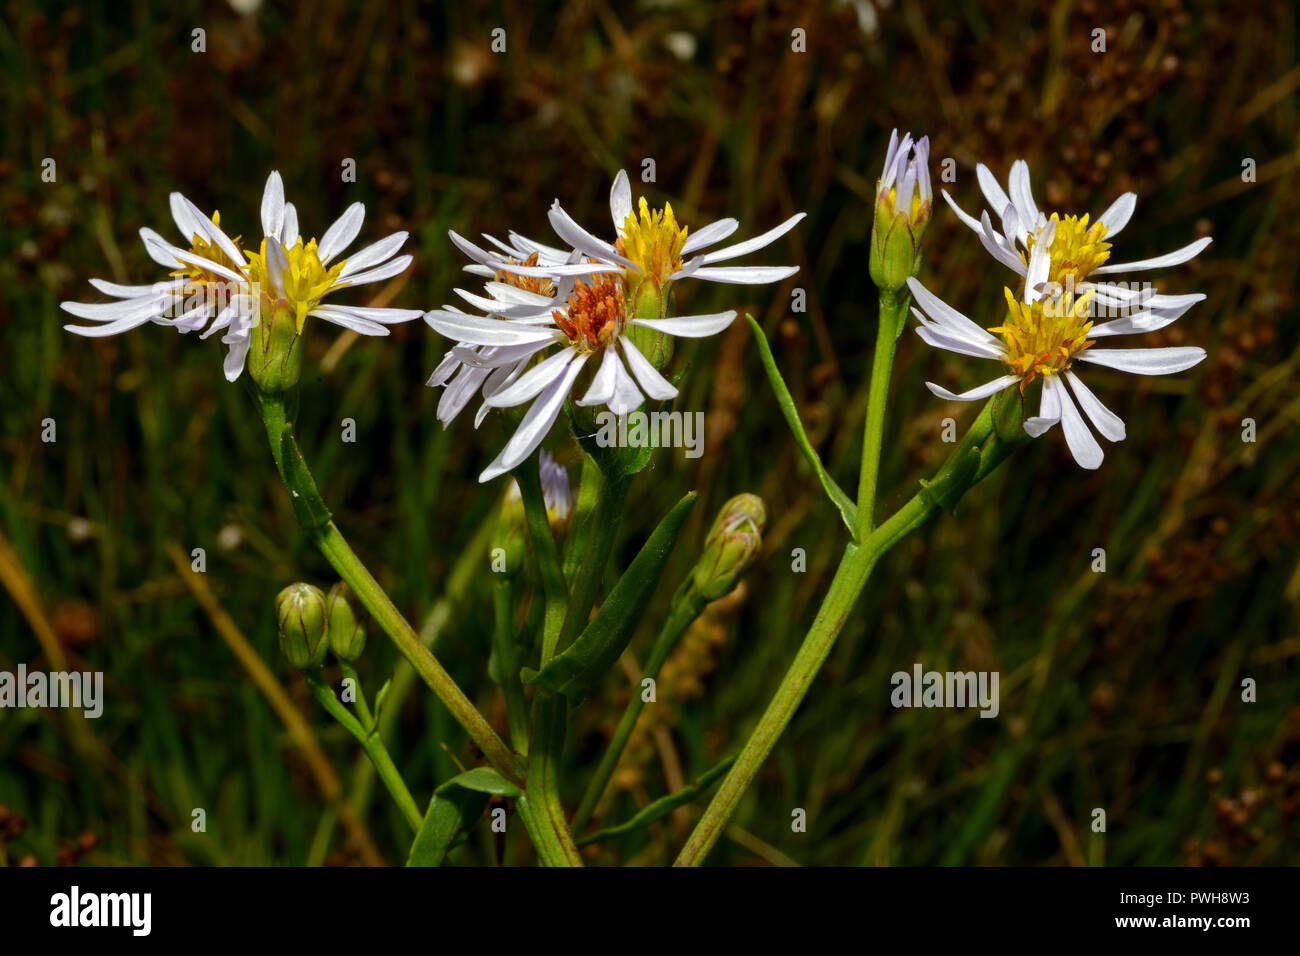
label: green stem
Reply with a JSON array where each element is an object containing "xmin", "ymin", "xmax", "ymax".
[
  {"xmin": 515, "ymin": 459, "xmax": 587, "ymax": 867},
  {"xmin": 258, "ymin": 393, "xmax": 526, "ymax": 787},
  {"xmin": 856, "ymin": 289, "xmax": 910, "ymax": 536},
  {"xmin": 303, "ymin": 672, "xmax": 422, "ymax": 832},
  {"xmin": 339, "ymin": 661, "xmax": 374, "ymax": 729},
  {"xmin": 676, "ymin": 399, "xmax": 1023, "ymax": 866},
  {"xmin": 492, "ymin": 577, "xmax": 530, "ymax": 754},
  {"xmin": 571, "ymin": 579, "xmax": 707, "ymax": 833}
]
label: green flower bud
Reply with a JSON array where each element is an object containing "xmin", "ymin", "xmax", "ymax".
[
  {"xmin": 493, "ymin": 481, "xmax": 529, "ymax": 577},
  {"xmin": 693, "ymin": 493, "xmax": 766, "ymax": 601},
  {"xmin": 869, "ymin": 130, "xmax": 932, "ymax": 293},
  {"xmin": 247, "ymin": 299, "xmax": 304, "ymax": 396},
  {"xmin": 276, "ymin": 583, "xmax": 329, "ymax": 669},
  {"xmin": 325, "ymin": 582, "xmax": 366, "ymax": 662}
]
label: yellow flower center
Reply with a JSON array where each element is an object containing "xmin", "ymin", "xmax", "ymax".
[
  {"xmin": 246, "ymin": 237, "xmax": 346, "ymax": 331},
  {"xmin": 553, "ymin": 274, "xmax": 626, "ymax": 351},
  {"xmin": 616, "ymin": 197, "xmax": 688, "ymax": 284},
  {"xmin": 1024, "ymin": 213, "xmax": 1111, "ymax": 290},
  {"xmin": 884, "ymin": 184, "xmax": 929, "ymax": 223},
  {"xmin": 991, "ymin": 287, "xmax": 1096, "ymax": 387},
  {"xmin": 172, "ymin": 211, "xmax": 244, "ymax": 295}
]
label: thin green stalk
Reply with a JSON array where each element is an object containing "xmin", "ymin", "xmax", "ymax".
[
  {"xmin": 516, "ymin": 460, "xmax": 585, "ymax": 866},
  {"xmin": 492, "ymin": 577, "xmax": 530, "ymax": 754},
  {"xmin": 676, "ymin": 399, "xmax": 1023, "ymax": 866},
  {"xmin": 258, "ymin": 393, "xmax": 526, "ymax": 787},
  {"xmin": 302, "ymin": 672, "xmax": 422, "ymax": 832},
  {"xmin": 856, "ymin": 288, "xmax": 910, "ymax": 536},
  {"xmin": 571, "ymin": 580, "xmax": 707, "ymax": 833}
]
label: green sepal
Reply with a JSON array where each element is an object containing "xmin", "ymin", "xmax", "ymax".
[
  {"xmin": 992, "ymin": 383, "xmax": 1026, "ymax": 444},
  {"xmin": 575, "ymin": 755, "xmax": 736, "ymax": 846},
  {"xmin": 523, "ymin": 491, "xmax": 697, "ymax": 704},
  {"xmin": 279, "ymin": 426, "xmax": 333, "ymax": 531},
  {"xmin": 746, "ymin": 315, "xmax": 857, "ymax": 536},
  {"xmin": 406, "ymin": 767, "xmax": 522, "ymax": 867}
]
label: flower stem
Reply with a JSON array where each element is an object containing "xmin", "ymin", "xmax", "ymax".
[
  {"xmin": 302, "ymin": 671, "xmax": 423, "ymax": 832},
  {"xmin": 856, "ymin": 288, "xmax": 911, "ymax": 536},
  {"xmin": 515, "ymin": 459, "xmax": 588, "ymax": 866},
  {"xmin": 676, "ymin": 399, "xmax": 1019, "ymax": 866},
  {"xmin": 571, "ymin": 580, "xmax": 707, "ymax": 833},
  {"xmin": 492, "ymin": 577, "xmax": 530, "ymax": 754},
  {"xmin": 258, "ymin": 393, "xmax": 526, "ymax": 787}
]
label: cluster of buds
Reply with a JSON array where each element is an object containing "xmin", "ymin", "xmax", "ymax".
[
  {"xmin": 870, "ymin": 130, "xmax": 932, "ymax": 293},
  {"xmin": 692, "ymin": 493, "xmax": 766, "ymax": 601},
  {"xmin": 275, "ymin": 581, "xmax": 365, "ymax": 669}
]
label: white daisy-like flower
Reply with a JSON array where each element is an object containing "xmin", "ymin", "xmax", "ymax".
[
  {"xmin": 428, "ymin": 173, "xmax": 805, "ymax": 482},
  {"xmin": 907, "ymin": 238, "xmax": 1207, "ymax": 470},
  {"xmin": 503, "ymin": 449, "xmax": 573, "ymax": 532},
  {"xmin": 427, "ymin": 264, "xmax": 742, "ymax": 482},
  {"xmin": 942, "ymin": 159, "xmax": 1211, "ymax": 323},
  {"xmin": 447, "ymin": 168, "xmax": 806, "ymax": 293},
  {"xmin": 61, "ymin": 191, "xmax": 258, "ymax": 379},
  {"xmin": 61, "ymin": 172, "xmax": 422, "ymax": 382}
]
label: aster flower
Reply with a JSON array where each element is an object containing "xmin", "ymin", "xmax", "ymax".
[
  {"xmin": 907, "ymin": 239, "xmax": 1207, "ymax": 470},
  {"xmin": 61, "ymin": 172, "xmax": 422, "ymax": 383},
  {"xmin": 446, "ymin": 169, "xmax": 805, "ymax": 299},
  {"xmin": 871, "ymin": 129, "xmax": 932, "ymax": 291},
  {"xmin": 428, "ymin": 173, "xmax": 805, "ymax": 482},
  {"xmin": 942, "ymin": 159, "xmax": 1211, "ymax": 322},
  {"xmin": 61, "ymin": 190, "xmax": 258, "ymax": 379}
]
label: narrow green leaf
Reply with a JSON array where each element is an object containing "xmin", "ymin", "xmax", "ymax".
[
  {"xmin": 279, "ymin": 426, "xmax": 333, "ymax": 530},
  {"xmin": 524, "ymin": 492, "xmax": 697, "ymax": 704},
  {"xmin": 406, "ymin": 768, "xmax": 521, "ymax": 867},
  {"xmin": 575, "ymin": 755, "xmax": 737, "ymax": 846},
  {"xmin": 746, "ymin": 315, "xmax": 857, "ymax": 535}
]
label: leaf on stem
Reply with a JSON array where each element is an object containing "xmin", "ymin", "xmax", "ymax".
[
  {"xmin": 407, "ymin": 768, "xmax": 522, "ymax": 867},
  {"xmin": 575, "ymin": 755, "xmax": 737, "ymax": 846},
  {"xmin": 278, "ymin": 426, "xmax": 333, "ymax": 531},
  {"xmin": 522, "ymin": 491, "xmax": 697, "ymax": 704},
  {"xmin": 745, "ymin": 315, "xmax": 857, "ymax": 536}
]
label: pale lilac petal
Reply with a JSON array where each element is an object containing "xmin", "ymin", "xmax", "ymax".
[
  {"xmin": 619, "ymin": 338, "xmax": 677, "ymax": 400},
  {"xmin": 1023, "ymin": 375, "xmax": 1063, "ymax": 437},
  {"xmin": 261, "ymin": 171, "xmax": 285, "ymax": 239},
  {"xmin": 337, "ymin": 232, "xmax": 407, "ymax": 279},
  {"xmin": 1097, "ymin": 192, "xmax": 1136, "ymax": 237},
  {"xmin": 680, "ymin": 218, "xmax": 740, "ymax": 255},
  {"xmin": 685, "ymin": 265, "xmax": 799, "ymax": 284},
  {"xmin": 485, "ymin": 347, "xmax": 580, "ymax": 408},
  {"xmin": 1092, "ymin": 237, "xmax": 1212, "ymax": 275},
  {"xmin": 1056, "ymin": 378, "xmax": 1104, "ymax": 469},
  {"xmin": 423, "ymin": 310, "xmax": 563, "ymax": 347},
  {"xmin": 1076, "ymin": 347, "xmax": 1207, "ymax": 375},
  {"xmin": 631, "ymin": 311, "xmax": 737, "ymax": 338},
  {"xmin": 697, "ymin": 213, "xmax": 805, "ymax": 265},
  {"xmin": 479, "ymin": 357, "xmax": 587, "ymax": 482},
  {"xmin": 1064, "ymin": 371, "xmax": 1125, "ymax": 442},
  {"xmin": 924, "ymin": 374, "xmax": 1020, "ymax": 402},
  {"xmin": 319, "ymin": 202, "xmax": 366, "ymax": 264},
  {"xmin": 610, "ymin": 170, "xmax": 632, "ymax": 231}
]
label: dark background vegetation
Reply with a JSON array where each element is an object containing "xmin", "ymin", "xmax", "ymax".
[{"xmin": 1, "ymin": 0, "xmax": 1297, "ymax": 865}]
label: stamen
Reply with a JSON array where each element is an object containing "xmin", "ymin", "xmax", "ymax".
[
  {"xmin": 554, "ymin": 275, "xmax": 625, "ymax": 350},
  {"xmin": 991, "ymin": 287, "xmax": 1096, "ymax": 387}
]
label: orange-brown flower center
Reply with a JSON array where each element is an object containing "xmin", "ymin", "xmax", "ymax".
[
  {"xmin": 554, "ymin": 275, "xmax": 625, "ymax": 350},
  {"xmin": 496, "ymin": 252, "xmax": 556, "ymax": 298}
]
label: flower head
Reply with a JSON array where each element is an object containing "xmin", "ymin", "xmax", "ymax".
[
  {"xmin": 871, "ymin": 130, "xmax": 933, "ymax": 291},
  {"xmin": 908, "ymin": 251, "xmax": 1207, "ymax": 469},
  {"xmin": 943, "ymin": 159, "xmax": 1211, "ymax": 321},
  {"xmin": 428, "ymin": 172, "xmax": 805, "ymax": 482},
  {"xmin": 61, "ymin": 172, "xmax": 422, "ymax": 383}
]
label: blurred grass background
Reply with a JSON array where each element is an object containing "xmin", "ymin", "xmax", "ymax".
[{"xmin": 1, "ymin": 0, "xmax": 1298, "ymax": 866}]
